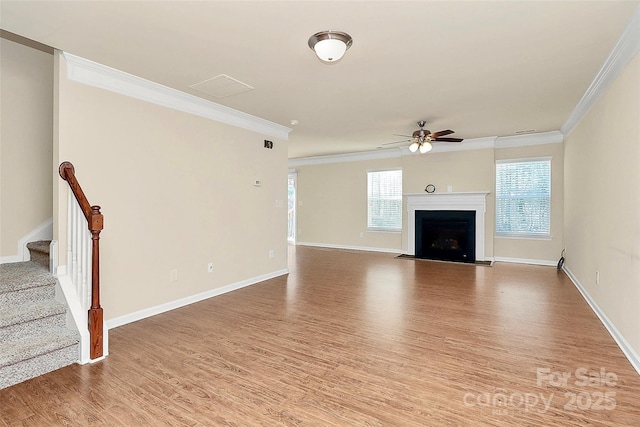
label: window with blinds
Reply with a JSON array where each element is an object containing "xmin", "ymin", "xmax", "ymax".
[
  {"xmin": 367, "ymin": 169, "xmax": 402, "ymax": 232},
  {"xmin": 495, "ymin": 158, "xmax": 551, "ymax": 237}
]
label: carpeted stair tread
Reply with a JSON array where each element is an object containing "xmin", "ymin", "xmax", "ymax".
[
  {"xmin": 0, "ymin": 251, "xmax": 80, "ymax": 389},
  {"xmin": 0, "ymin": 299, "xmax": 66, "ymax": 329},
  {"xmin": 0, "ymin": 327, "xmax": 79, "ymax": 369},
  {"xmin": 26, "ymin": 240, "xmax": 51, "ymax": 255},
  {"xmin": 0, "ymin": 261, "xmax": 56, "ymax": 293},
  {"xmin": 26, "ymin": 240, "xmax": 51, "ymax": 269}
]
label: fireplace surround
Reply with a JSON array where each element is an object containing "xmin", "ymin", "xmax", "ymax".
[{"xmin": 405, "ymin": 192, "xmax": 489, "ymax": 261}]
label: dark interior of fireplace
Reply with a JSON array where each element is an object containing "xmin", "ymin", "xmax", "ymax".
[{"xmin": 415, "ymin": 210, "xmax": 476, "ymax": 263}]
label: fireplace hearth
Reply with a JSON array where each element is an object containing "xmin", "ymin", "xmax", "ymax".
[{"xmin": 415, "ymin": 210, "xmax": 476, "ymax": 263}]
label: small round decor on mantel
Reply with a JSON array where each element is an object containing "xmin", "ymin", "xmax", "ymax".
[{"xmin": 425, "ymin": 184, "xmax": 436, "ymax": 193}]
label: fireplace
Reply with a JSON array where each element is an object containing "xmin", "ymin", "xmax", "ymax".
[
  {"xmin": 405, "ymin": 192, "xmax": 489, "ymax": 261},
  {"xmin": 415, "ymin": 210, "xmax": 476, "ymax": 263}
]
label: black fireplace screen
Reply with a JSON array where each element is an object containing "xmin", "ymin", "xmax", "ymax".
[{"xmin": 415, "ymin": 210, "xmax": 476, "ymax": 263}]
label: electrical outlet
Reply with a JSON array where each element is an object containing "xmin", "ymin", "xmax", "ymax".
[
  {"xmin": 170, "ymin": 269, "xmax": 178, "ymax": 282},
  {"xmin": 596, "ymin": 270, "xmax": 600, "ymax": 285},
  {"xmin": 207, "ymin": 263, "xmax": 214, "ymax": 273},
  {"xmin": 359, "ymin": 232, "xmax": 364, "ymax": 238},
  {"xmin": 269, "ymin": 249, "xmax": 274, "ymax": 259}
]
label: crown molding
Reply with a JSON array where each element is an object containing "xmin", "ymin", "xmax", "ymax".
[
  {"xmin": 288, "ymin": 136, "xmax": 497, "ymax": 167},
  {"xmin": 495, "ymin": 131, "xmax": 563, "ymax": 148},
  {"xmin": 561, "ymin": 6, "xmax": 640, "ymax": 137},
  {"xmin": 61, "ymin": 52, "xmax": 292, "ymax": 140},
  {"xmin": 288, "ymin": 147, "xmax": 404, "ymax": 167},
  {"xmin": 430, "ymin": 136, "xmax": 497, "ymax": 153},
  {"xmin": 288, "ymin": 130, "xmax": 568, "ymax": 167}
]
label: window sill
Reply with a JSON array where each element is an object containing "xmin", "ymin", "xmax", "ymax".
[
  {"xmin": 367, "ymin": 228, "xmax": 402, "ymax": 234},
  {"xmin": 495, "ymin": 234, "xmax": 552, "ymax": 241}
]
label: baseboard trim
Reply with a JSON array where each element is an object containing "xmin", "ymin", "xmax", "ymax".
[
  {"xmin": 493, "ymin": 256, "xmax": 557, "ymax": 267},
  {"xmin": 56, "ymin": 272, "xmax": 92, "ymax": 364},
  {"xmin": 563, "ymin": 265, "xmax": 640, "ymax": 375},
  {"xmin": 106, "ymin": 268, "xmax": 289, "ymax": 329},
  {"xmin": 296, "ymin": 241, "xmax": 403, "ymax": 254},
  {"xmin": 0, "ymin": 255, "xmax": 21, "ymax": 264},
  {"xmin": 294, "ymin": 246, "xmax": 555, "ymax": 267},
  {"xmin": 0, "ymin": 218, "xmax": 53, "ymax": 264}
]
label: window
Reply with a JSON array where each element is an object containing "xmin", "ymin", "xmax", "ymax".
[
  {"xmin": 367, "ymin": 169, "xmax": 402, "ymax": 231},
  {"xmin": 496, "ymin": 158, "xmax": 551, "ymax": 237}
]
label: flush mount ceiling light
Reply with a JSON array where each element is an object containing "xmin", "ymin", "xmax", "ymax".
[{"xmin": 308, "ymin": 31, "xmax": 353, "ymax": 63}]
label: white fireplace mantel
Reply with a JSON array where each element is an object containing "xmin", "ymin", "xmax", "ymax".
[{"xmin": 405, "ymin": 192, "xmax": 490, "ymax": 260}]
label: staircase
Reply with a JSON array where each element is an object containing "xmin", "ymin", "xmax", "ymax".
[{"xmin": 0, "ymin": 241, "xmax": 79, "ymax": 390}]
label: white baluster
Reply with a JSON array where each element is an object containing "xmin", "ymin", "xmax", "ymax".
[
  {"xmin": 70, "ymin": 195, "xmax": 77, "ymax": 292},
  {"xmin": 73, "ymin": 201, "xmax": 79, "ymax": 294},
  {"xmin": 83, "ymin": 225, "xmax": 91, "ymax": 311},
  {"xmin": 79, "ymin": 219, "xmax": 85, "ymax": 311},
  {"xmin": 66, "ymin": 192, "xmax": 73, "ymax": 275}
]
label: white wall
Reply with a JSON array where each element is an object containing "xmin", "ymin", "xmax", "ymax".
[
  {"xmin": 0, "ymin": 39, "xmax": 53, "ymax": 258},
  {"xmin": 54, "ymin": 53, "xmax": 289, "ymax": 322},
  {"xmin": 563, "ymin": 52, "xmax": 640, "ymax": 360}
]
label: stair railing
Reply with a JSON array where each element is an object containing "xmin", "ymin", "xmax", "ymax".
[{"xmin": 58, "ymin": 161, "xmax": 104, "ymax": 360}]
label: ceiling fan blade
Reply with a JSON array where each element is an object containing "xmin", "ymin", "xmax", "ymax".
[
  {"xmin": 392, "ymin": 133, "xmax": 413, "ymax": 138},
  {"xmin": 430, "ymin": 129, "xmax": 454, "ymax": 138},
  {"xmin": 433, "ymin": 137, "xmax": 463, "ymax": 142},
  {"xmin": 380, "ymin": 138, "xmax": 411, "ymax": 146}
]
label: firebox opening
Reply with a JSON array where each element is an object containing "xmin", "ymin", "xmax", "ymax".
[{"xmin": 415, "ymin": 210, "xmax": 476, "ymax": 263}]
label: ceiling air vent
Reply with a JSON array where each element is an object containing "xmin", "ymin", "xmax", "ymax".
[{"xmin": 189, "ymin": 74, "xmax": 254, "ymax": 98}]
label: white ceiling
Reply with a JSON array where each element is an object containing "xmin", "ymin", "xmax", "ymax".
[{"xmin": 1, "ymin": 1, "xmax": 638, "ymax": 159}]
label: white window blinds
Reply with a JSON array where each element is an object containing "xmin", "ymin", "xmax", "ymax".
[
  {"xmin": 367, "ymin": 169, "xmax": 402, "ymax": 231},
  {"xmin": 496, "ymin": 159, "xmax": 551, "ymax": 237}
]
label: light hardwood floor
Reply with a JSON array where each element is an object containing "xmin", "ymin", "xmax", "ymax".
[{"xmin": 2, "ymin": 246, "xmax": 640, "ymax": 426}]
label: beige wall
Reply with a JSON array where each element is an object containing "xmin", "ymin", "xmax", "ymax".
[
  {"xmin": 295, "ymin": 143, "xmax": 565, "ymax": 262},
  {"xmin": 0, "ymin": 39, "xmax": 53, "ymax": 257},
  {"xmin": 295, "ymin": 147, "xmax": 496, "ymax": 257},
  {"xmin": 402, "ymin": 147, "xmax": 495, "ymax": 258},
  {"xmin": 54, "ymin": 53, "xmax": 288, "ymax": 321},
  {"xmin": 564, "ymin": 53, "xmax": 640, "ymax": 355},
  {"xmin": 494, "ymin": 143, "xmax": 564, "ymax": 263},
  {"xmin": 295, "ymin": 157, "xmax": 403, "ymax": 250}
]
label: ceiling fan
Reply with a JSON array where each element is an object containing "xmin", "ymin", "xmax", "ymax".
[{"xmin": 382, "ymin": 120, "xmax": 463, "ymax": 153}]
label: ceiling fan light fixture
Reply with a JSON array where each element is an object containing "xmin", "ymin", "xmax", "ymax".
[
  {"xmin": 382, "ymin": 120, "xmax": 461, "ymax": 153},
  {"xmin": 419, "ymin": 141, "xmax": 433, "ymax": 154},
  {"xmin": 308, "ymin": 31, "xmax": 352, "ymax": 63}
]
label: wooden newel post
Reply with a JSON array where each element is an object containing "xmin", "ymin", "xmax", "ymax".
[
  {"xmin": 59, "ymin": 161, "xmax": 105, "ymax": 360},
  {"xmin": 89, "ymin": 205, "xmax": 104, "ymax": 359}
]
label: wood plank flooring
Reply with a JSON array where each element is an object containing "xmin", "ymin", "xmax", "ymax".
[{"xmin": 2, "ymin": 246, "xmax": 640, "ymax": 426}]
